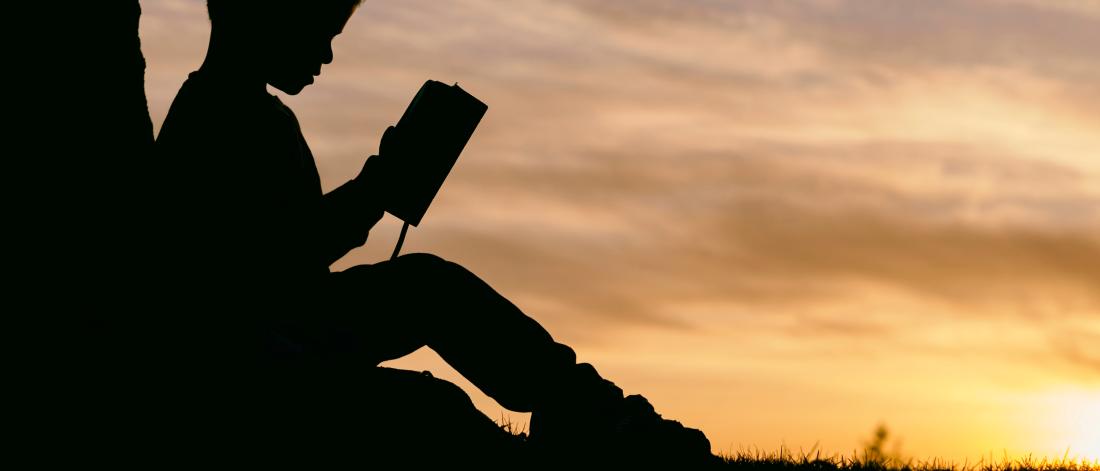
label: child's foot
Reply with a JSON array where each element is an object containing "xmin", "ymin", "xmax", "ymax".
[{"xmin": 529, "ymin": 363, "xmax": 718, "ymax": 467}]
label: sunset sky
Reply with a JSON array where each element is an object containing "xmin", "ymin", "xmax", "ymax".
[{"xmin": 140, "ymin": 0, "xmax": 1099, "ymax": 461}]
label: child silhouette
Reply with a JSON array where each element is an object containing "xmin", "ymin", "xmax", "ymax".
[{"xmin": 154, "ymin": 0, "xmax": 713, "ymax": 464}]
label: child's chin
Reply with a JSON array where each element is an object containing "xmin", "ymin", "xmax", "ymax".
[{"xmin": 270, "ymin": 79, "xmax": 310, "ymax": 96}]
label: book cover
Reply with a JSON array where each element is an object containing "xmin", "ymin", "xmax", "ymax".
[{"xmin": 384, "ymin": 80, "xmax": 488, "ymax": 227}]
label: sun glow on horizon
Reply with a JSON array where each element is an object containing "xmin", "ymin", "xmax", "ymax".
[{"xmin": 1047, "ymin": 389, "xmax": 1100, "ymax": 463}]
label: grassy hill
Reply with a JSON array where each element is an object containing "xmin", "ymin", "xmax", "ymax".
[{"xmin": 719, "ymin": 446, "xmax": 1097, "ymax": 471}]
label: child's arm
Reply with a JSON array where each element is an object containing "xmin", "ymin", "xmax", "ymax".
[
  {"xmin": 311, "ymin": 127, "xmax": 399, "ymax": 266},
  {"xmin": 313, "ymin": 155, "xmax": 388, "ymax": 266}
]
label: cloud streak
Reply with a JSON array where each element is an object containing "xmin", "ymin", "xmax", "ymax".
[{"xmin": 139, "ymin": 0, "xmax": 1100, "ymax": 460}]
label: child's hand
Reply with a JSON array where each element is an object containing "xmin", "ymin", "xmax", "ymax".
[
  {"xmin": 360, "ymin": 126, "xmax": 403, "ymax": 178},
  {"xmin": 356, "ymin": 126, "xmax": 402, "ymax": 208},
  {"xmin": 378, "ymin": 125, "xmax": 407, "ymax": 160}
]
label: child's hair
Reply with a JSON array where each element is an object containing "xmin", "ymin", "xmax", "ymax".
[{"xmin": 207, "ymin": 0, "xmax": 362, "ymax": 25}]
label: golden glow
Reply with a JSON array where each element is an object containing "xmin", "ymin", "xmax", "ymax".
[
  {"xmin": 1046, "ymin": 390, "xmax": 1100, "ymax": 462},
  {"xmin": 139, "ymin": 0, "xmax": 1100, "ymax": 462}
]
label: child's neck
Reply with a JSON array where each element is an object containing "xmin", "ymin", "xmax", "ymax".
[{"xmin": 198, "ymin": 30, "xmax": 268, "ymax": 96}]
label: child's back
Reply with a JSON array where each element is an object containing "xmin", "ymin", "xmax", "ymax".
[{"xmin": 158, "ymin": 70, "xmax": 328, "ymax": 283}]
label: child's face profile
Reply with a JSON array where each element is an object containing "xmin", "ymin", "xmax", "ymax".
[{"xmin": 260, "ymin": 4, "xmax": 357, "ymax": 95}]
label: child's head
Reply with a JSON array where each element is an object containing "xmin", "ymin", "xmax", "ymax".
[{"xmin": 207, "ymin": 0, "xmax": 362, "ymax": 95}]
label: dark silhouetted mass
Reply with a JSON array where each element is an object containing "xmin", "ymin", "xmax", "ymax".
[{"xmin": 19, "ymin": 0, "xmax": 718, "ymax": 467}]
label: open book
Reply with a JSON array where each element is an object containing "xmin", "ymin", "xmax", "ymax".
[{"xmin": 384, "ymin": 80, "xmax": 488, "ymax": 227}]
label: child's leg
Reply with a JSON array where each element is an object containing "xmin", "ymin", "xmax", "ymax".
[
  {"xmin": 318, "ymin": 253, "xmax": 714, "ymax": 464},
  {"xmin": 325, "ymin": 252, "xmax": 579, "ymax": 412}
]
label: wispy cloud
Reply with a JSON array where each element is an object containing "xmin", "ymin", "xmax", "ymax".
[{"xmin": 139, "ymin": 0, "xmax": 1100, "ymax": 459}]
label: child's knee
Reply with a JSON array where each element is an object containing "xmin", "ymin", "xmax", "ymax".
[
  {"xmin": 395, "ymin": 252, "xmax": 447, "ymax": 268},
  {"xmin": 395, "ymin": 252, "xmax": 472, "ymax": 281}
]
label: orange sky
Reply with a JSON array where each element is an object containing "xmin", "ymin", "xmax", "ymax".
[{"xmin": 140, "ymin": 0, "xmax": 1099, "ymax": 462}]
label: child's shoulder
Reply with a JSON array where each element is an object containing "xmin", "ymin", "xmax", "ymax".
[{"xmin": 169, "ymin": 71, "xmax": 299, "ymax": 133}]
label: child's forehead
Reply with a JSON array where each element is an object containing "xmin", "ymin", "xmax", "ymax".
[{"xmin": 284, "ymin": 3, "xmax": 357, "ymax": 34}]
